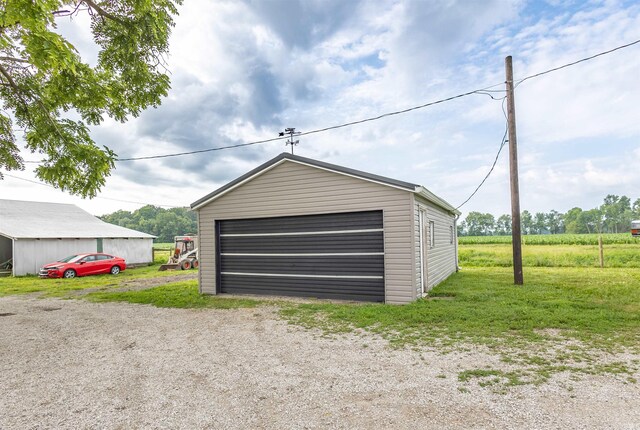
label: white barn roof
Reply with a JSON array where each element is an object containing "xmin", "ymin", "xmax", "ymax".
[{"xmin": 0, "ymin": 199, "xmax": 154, "ymax": 239}]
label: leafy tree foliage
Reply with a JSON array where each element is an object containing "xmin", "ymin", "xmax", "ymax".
[
  {"xmin": 459, "ymin": 211, "xmax": 495, "ymax": 236},
  {"xmin": 458, "ymin": 194, "xmax": 639, "ymax": 236},
  {"xmin": 100, "ymin": 205, "xmax": 196, "ymax": 243},
  {"xmin": 494, "ymin": 214, "xmax": 511, "ymax": 235},
  {"xmin": 0, "ymin": 0, "xmax": 181, "ymax": 197}
]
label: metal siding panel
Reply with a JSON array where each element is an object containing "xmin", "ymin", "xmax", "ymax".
[
  {"xmin": 220, "ymin": 210, "xmax": 382, "ymax": 234},
  {"xmin": 196, "ymin": 161, "xmax": 414, "ymax": 304},
  {"xmin": 220, "ymin": 255, "xmax": 384, "ymax": 276},
  {"xmin": 103, "ymin": 238, "xmax": 153, "ymax": 265},
  {"xmin": 415, "ymin": 196, "xmax": 457, "ymax": 290},
  {"xmin": 220, "ymin": 231, "xmax": 384, "ymax": 253},
  {"xmin": 220, "ymin": 274, "xmax": 384, "ymax": 302}
]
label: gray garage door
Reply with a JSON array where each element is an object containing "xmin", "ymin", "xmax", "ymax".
[{"xmin": 217, "ymin": 211, "xmax": 384, "ymax": 302}]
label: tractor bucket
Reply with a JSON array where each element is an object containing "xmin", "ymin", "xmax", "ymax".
[{"xmin": 158, "ymin": 263, "xmax": 180, "ymax": 271}]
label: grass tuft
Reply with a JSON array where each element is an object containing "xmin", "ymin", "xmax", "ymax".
[{"xmin": 85, "ymin": 281, "xmax": 260, "ymax": 309}]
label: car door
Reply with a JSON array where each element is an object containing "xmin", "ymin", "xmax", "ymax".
[
  {"xmin": 78, "ymin": 255, "xmax": 99, "ymax": 275},
  {"xmin": 95, "ymin": 254, "xmax": 113, "ymax": 274}
]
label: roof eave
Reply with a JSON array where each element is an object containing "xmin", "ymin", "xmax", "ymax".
[{"xmin": 414, "ymin": 186, "xmax": 461, "ymax": 215}]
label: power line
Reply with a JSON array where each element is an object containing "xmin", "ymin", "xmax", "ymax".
[
  {"xmin": 455, "ymin": 97, "xmax": 508, "ymax": 210},
  {"xmin": 115, "ymin": 82, "xmax": 507, "ymax": 162},
  {"xmin": 115, "ymin": 37, "xmax": 640, "ymax": 163},
  {"xmin": 455, "ymin": 125, "xmax": 508, "ymax": 211},
  {"xmin": 453, "ymin": 38, "xmax": 640, "ymax": 210},
  {"xmin": 19, "ymin": 38, "xmax": 640, "ymax": 165},
  {"xmin": 3, "ymin": 173, "xmax": 185, "ymax": 208},
  {"xmin": 116, "ymin": 137, "xmax": 285, "ymax": 161},
  {"xmin": 514, "ymin": 38, "xmax": 640, "ymax": 88}
]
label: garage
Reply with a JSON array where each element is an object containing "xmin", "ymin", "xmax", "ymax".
[
  {"xmin": 192, "ymin": 152, "xmax": 460, "ymax": 304},
  {"xmin": 218, "ymin": 210, "xmax": 384, "ymax": 301}
]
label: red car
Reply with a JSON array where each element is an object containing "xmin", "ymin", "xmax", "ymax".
[{"xmin": 39, "ymin": 253, "xmax": 127, "ymax": 279}]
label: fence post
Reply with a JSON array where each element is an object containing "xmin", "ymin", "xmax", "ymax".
[{"xmin": 598, "ymin": 235, "xmax": 604, "ymax": 268}]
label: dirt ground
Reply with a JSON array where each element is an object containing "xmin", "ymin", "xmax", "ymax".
[{"xmin": 1, "ymin": 295, "xmax": 639, "ymax": 429}]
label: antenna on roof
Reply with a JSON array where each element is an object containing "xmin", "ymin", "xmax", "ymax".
[{"xmin": 279, "ymin": 128, "xmax": 300, "ymax": 154}]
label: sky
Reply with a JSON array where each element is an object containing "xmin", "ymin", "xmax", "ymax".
[{"xmin": 2, "ymin": 0, "xmax": 640, "ymax": 218}]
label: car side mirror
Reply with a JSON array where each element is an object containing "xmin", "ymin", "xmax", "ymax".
[{"xmin": 79, "ymin": 261, "xmax": 86, "ymax": 264}]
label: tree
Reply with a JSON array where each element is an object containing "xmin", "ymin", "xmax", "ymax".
[
  {"xmin": 601, "ymin": 195, "xmax": 632, "ymax": 233},
  {"xmin": 564, "ymin": 207, "xmax": 587, "ymax": 234},
  {"xmin": 546, "ymin": 210, "xmax": 563, "ymax": 234},
  {"xmin": 633, "ymin": 198, "xmax": 640, "ymax": 219},
  {"xmin": 533, "ymin": 212, "xmax": 547, "ymax": 234},
  {"xmin": 100, "ymin": 204, "xmax": 196, "ymax": 242},
  {"xmin": 463, "ymin": 212, "xmax": 495, "ymax": 236},
  {"xmin": 582, "ymin": 208, "xmax": 604, "ymax": 234},
  {"xmin": 520, "ymin": 210, "xmax": 533, "ymax": 235},
  {"xmin": 0, "ymin": 0, "xmax": 181, "ymax": 197},
  {"xmin": 495, "ymin": 214, "xmax": 511, "ymax": 235}
]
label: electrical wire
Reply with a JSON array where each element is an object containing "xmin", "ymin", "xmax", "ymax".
[
  {"xmin": 514, "ymin": 38, "xmax": 640, "ymax": 88},
  {"xmin": 455, "ymin": 97, "xmax": 508, "ymax": 210},
  {"xmin": 19, "ymin": 38, "xmax": 640, "ymax": 164},
  {"xmin": 451, "ymin": 38, "xmax": 640, "ymax": 210},
  {"xmin": 115, "ymin": 82, "xmax": 507, "ymax": 162},
  {"xmin": 115, "ymin": 38, "xmax": 640, "ymax": 162},
  {"xmin": 2, "ymin": 173, "xmax": 185, "ymax": 208}
]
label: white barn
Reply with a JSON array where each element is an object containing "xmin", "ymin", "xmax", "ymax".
[{"xmin": 0, "ymin": 199, "xmax": 154, "ymax": 276}]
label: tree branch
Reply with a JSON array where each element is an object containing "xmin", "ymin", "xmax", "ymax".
[
  {"xmin": 0, "ymin": 56, "xmax": 29, "ymax": 63},
  {"xmin": 0, "ymin": 63, "xmax": 23, "ymax": 95},
  {"xmin": 80, "ymin": 0, "xmax": 126, "ymax": 24}
]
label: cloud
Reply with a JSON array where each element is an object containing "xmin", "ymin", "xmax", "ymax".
[
  {"xmin": 8, "ymin": 0, "xmax": 640, "ymax": 218},
  {"xmin": 244, "ymin": 0, "xmax": 362, "ymax": 50}
]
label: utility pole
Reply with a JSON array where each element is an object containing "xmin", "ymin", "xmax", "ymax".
[
  {"xmin": 279, "ymin": 127, "xmax": 300, "ymax": 154},
  {"xmin": 505, "ymin": 56, "xmax": 524, "ymax": 285}
]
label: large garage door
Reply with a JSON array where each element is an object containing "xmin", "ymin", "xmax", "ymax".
[{"xmin": 217, "ymin": 211, "xmax": 384, "ymax": 302}]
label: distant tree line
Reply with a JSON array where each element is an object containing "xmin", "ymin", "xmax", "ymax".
[
  {"xmin": 458, "ymin": 195, "xmax": 640, "ymax": 236},
  {"xmin": 100, "ymin": 205, "xmax": 196, "ymax": 243}
]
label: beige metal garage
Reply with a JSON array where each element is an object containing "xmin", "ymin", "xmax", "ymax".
[{"xmin": 191, "ymin": 153, "xmax": 460, "ymax": 304}]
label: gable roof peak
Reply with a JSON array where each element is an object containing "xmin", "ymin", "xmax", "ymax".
[{"xmin": 191, "ymin": 152, "xmax": 458, "ymax": 214}]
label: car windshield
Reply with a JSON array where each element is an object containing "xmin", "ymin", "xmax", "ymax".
[{"xmin": 58, "ymin": 255, "xmax": 83, "ymax": 263}]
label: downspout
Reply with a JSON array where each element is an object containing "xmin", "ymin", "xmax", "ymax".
[{"xmin": 454, "ymin": 214, "xmax": 460, "ymax": 272}]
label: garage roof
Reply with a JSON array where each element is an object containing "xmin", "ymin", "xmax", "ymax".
[
  {"xmin": 191, "ymin": 152, "xmax": 460, "ymax": 214},
  {"xmin": 0, "ymin": 199, "xmax": 155, "ymax": 239}
]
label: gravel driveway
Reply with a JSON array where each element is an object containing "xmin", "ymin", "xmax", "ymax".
[{"xmin": 1, "ymin": 296, "xmax": 639, "ymax": 429}]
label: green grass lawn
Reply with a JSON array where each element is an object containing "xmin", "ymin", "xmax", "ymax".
[
  {"xmin": 0, "ymin": 264, "xmax": 190, "ymax": 297},
  {"xmin": 85, "ymin": 281, "xmax": 260, "ymax": 309},
  {"xmin": 279, "ymin": 266, "xmax": 640, "ymax": 385},
  {"xmin": 460, "ymin": 243, "xmax": 640, "ymax": 268},
  {"xmin": 280, "ymin": 267, "xmax": 640, "ymax": 350}
]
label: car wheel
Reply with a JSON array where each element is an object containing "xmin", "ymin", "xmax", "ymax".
[
  {"xmin": 180, "ymin": 260, "xmax": 191, "ymax": 270},
  {"xmin": 110, "ymin": 266, "xmax": 120, "ymax": 275},
  {"xmin": 63, "ymin": 269, "xmax": 76, "ymax": 279}
]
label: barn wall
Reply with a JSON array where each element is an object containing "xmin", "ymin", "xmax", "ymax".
[
  {"xmin": 197, "ymin": 160, "xmax": 416, "ymax": 304},
  {"xmin": 13, "ymin": 238, "xmax": 96, "ymax": 276},
  {"xmin": 414, "ymin": 195, "xmax": 457, "ymax": 293},
  {"xmin": 103, "ymin": 238, "xmax": 153, "ymax": 265},
  {"xmin": 0, "ymin": 235, "xmax": 11, "ymax": 265}
]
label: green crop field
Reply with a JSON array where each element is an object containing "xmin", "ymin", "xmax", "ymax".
[
  {"xmin": 459, "ymin": 244, "xmax": 640, "ymax": 268},
  {"xmin": 459, "ymin": 233, "xmax": 640, "ymax": 245}
]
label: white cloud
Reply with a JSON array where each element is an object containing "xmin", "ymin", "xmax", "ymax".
[{"xmin": 3, "ymin": 0, "xmax": 640, "ymax": 220}]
